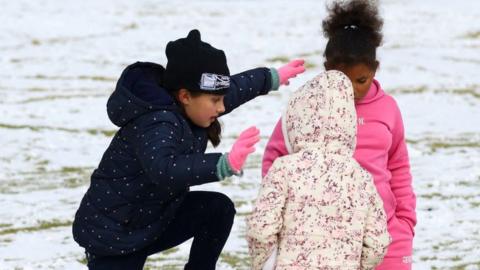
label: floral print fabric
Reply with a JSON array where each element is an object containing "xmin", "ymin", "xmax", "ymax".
[{"xmin": 247, "ymin": 71, "xmax": 390, "ymax": 270}]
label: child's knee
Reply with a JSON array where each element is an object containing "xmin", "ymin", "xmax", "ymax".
[{"xmin": 210, "ymin": 192, "xmax": 236, "ymax": 218}]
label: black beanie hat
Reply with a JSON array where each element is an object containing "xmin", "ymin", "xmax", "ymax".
[{"xmin": 164, "ymin": 29, "xmax": 230, "ymax": 95}]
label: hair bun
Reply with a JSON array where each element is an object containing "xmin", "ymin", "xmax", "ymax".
[{"xmin": 322, "ymin": 0, "xmax": 383, "ymax": 47}]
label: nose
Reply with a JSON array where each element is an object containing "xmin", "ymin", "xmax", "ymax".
[{"xmin": 217, "ymin": 102, "xmax": 225, "ymax": 114}]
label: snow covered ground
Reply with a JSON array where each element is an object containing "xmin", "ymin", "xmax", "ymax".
[{"xmin": 1, "ymin": 0, "xmax": 479, "ymax": 269}]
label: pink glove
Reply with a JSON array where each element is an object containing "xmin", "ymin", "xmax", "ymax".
[
  {"xmin": 228, "ymin": 126, "xmax": 261, "ymax": 172},
  {"xmin": 278, "ymin": 59, "xmax": 306, "ymax": 85}
]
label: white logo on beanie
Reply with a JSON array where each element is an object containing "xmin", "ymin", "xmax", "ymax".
[{"xmin": 200, "ymin": 73, "xmax": 230, "ymax": 91}]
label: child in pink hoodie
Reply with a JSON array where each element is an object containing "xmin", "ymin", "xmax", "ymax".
[{"xmin": 262, "ymin": 1, "xmax": 416, "ymax": 269}]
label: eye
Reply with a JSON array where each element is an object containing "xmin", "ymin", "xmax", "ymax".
[{"xmin": 356, "ymin": 78, "xmax": 367, "ymax": 84}]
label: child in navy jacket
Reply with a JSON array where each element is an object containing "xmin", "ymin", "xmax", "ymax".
[{"xmin": 72, "ymin": 29, "xmax": 305, "ymax": 270}]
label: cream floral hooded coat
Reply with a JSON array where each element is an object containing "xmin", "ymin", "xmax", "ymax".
[{"xmin": 247, "ymin": 71, "xmax": 390, "ymax": 270}]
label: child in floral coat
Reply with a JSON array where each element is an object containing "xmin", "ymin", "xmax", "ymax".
[{"xmin": 247, "ymin": 70, "xmax": 390, "ymax": 270}]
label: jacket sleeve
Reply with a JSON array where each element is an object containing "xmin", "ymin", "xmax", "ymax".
[
  {"xmin": 361, "ymin": 174, "xmax": 391, "ymax": 269},
  {"xmin": 222, "ymin": 67, "xmax": 274, "ymax": 115},
  {"xmin": 135, "ymin": 114, "xmax": 221, "ymax": 189},
  {"xmin": 262, "ymin": 118, "xmax": 289, "ymax": 178},
  {"xmin": 247, "ymin": 159, "xmax": 287, "ymax": 270},
  {"xmin": 388, "ymin": 101, "xmax": 416, "ymax": 235}
]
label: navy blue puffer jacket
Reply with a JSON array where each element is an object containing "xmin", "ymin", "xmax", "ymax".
[{"xmin": 72, "ymin": 62, "xmax": 273, "ymax": 256}]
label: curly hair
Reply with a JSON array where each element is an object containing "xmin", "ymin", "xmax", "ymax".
[{"xmin": 322, "ymin": 0, "xmax": 383, "ymax": 70}]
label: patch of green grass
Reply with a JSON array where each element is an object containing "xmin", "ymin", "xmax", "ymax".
[
  {"xmin": 35, "ymin": 74, "xmax": 48, "ymax": 79},
  {"xmin": 0, "ymin": 220, "xmax": 72, "ymax": 235},
  {"xmin": 388, "ymin": 86, "xmax": 428, "ymax": 94},
  {"xmin": 470, "ymin": 201, "xmax": 480, "ymax": 208},
  {"xmin": 64, "ymin": 177, "xmax": 88, "ymax": 188},
  {"xmin": 451, "ymin": 256, "xmax": 462, "ymax": 262},
  {"xmin": 451, "ymin": 88, "xmax": 480, "ymax": 99},
  {"xmin": 386, "ymin": 44, "xmax": 405, "ymax": 50},
  {"xmin": 450, "ymin": 261, "xmax": 480, "ymax": 270},
  {"xmin": 144, "ymin": 251, "xmax": 185, "ymax": 270},
  {"xmin": 234, "ymin": 200, "xmax": 250, "ymax": 209},
  {"xmin": 419, "ymin": 192, "xmax": 442, "ymax": 199},
  {"xmin": 266, "ymin": 56, "xmax": 290, "ymax": 63},
  {"xmin": 444, "ymin": 56, "xmax": 480, "ymax": 65},
  {"xmin": 145, "ymin": 264, "xmax": 183, "ymax": 270},
  {"xmin": 61, "ymin": 167, "xmax": 87, "ymax": 174},
  {"xmin": 26, "ymin": 87, "xmax": 49, "ymax": 92},
  {"xmin": 305, "ymin": 62, "xmax": 317, "ymax": 69},
  {"xmin": 77, "ymin": 257, "xmax": 88, "ymax": 265},
  {"xmin": 0, "ymin": 237, "xmax": 13, "ymax": 243},
  {"xmin": 420, "ymin": 255, "xmax": 438, "ymax": 261},
  {"xmin": 0, "ymin": 123, "xmax": 43, "ymax": 132},
  {"xmin": 457, "ymin": 179, "xmax": 480, "ymax": 187},
  {"xmin": 297, "ymin": 50, "xmax": 322, "ymax": 57},
  {"xmin": 0, "ymin": 165, "xmax": 93, "ymax": 193},
  {"xmin": 162, "ymin": 247, "xmax": 180, "ymax": 255},
  {"xmin": 432, "ymin": 239, "xmax": 462, "ymax": 249},
  {"xmin": 266, "ymin": 56, "xmax": 318, "ymax": 69},
  {"xmin": 429, "ymin": 141, "xmax": 480, "ymax": 152},
  {"xmin": 78, "ymin": 75, "xmax": 115, "ymax": 82},
  {"xmin": 145, "ymin": 248, "xmax": 182, "ymax": 261},
  {"xmin": 237, "ymin": 181, "xmax": 257, "ymax": 191},
  {"xmin": 388, "ymin": 86, "xmax": 480, "ymax": 100},
  {"xmin": 407, "ymin": 134, "xmax": 480, "ymax": 154},
  {"xmin": 220, "ymin": 251, "xmax": 250, "ymax": 269},
  {"xmin": 19, "ymin": 93, "xmax": 105, "ymax": 104},
  {"xmin": 87, "ymin": 129, "xmax": 116, "ymax": 137},
  {"xmin": 420, "ymin": 192, "xmax": 479, "ymax": 201},
  {"xmin": 463, "ymin": 31, "xmax": 480, "ymax": 39},
  {"xmin": 36, "ymin": 160, "xmax": 50, "ymax": 166},
  {"xmin": 0, "ymin": 123, "xmax": 115, "ymax": 137},
  {"xmin": 219, "ymin": 177, "xmax": 233, "ymax": 186},
  {"xmin": 29, "ymin": 74, "xmax": 70, "ymax": 80},
  {"xmin": 26, "ymin": 74, "xmax": 114, "ymax": 82},
  {"xmin": 236, "ymin": 211, "xmax": 253, "ymax": 217},
  {"xmin": 208, "ymin": 11, "xmax": 223, "ymax": 17},
  {"xmin": 123, "ymin": 23, "xmax": 138, "ymax": 30},
  {"xmin": 244, "ymin": 153, "xmax": 262, "ymax": 169}
]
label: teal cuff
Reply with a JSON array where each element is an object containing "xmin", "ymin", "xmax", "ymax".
[
  {"xmin": 269, "ymin": 68, "xmax": 280, "ymax": 91},
  {"xmin": 216, "ymin": 153, "xmax": 243, "ymax": 180}
]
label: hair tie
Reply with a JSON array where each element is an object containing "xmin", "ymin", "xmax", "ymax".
[{"xmin": 344, "ymin": 25, "xmax": 358, "ymax": 30}]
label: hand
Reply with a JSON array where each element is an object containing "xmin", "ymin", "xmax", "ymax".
[
  {"xmin": 278, "ymin": 59, "xmax": 306, "ymax": 85},
  {"xmin": 228, "ymin": 126, "xmax": 261, "ymax": 172}
]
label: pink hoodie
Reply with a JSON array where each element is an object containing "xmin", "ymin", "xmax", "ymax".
[{"xmin": 262, "ymin": 79, "xmax": 416, "ymax": 269}]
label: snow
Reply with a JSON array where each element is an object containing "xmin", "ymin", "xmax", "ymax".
[{"xmin": 1, "ymin": 0, "xmax": 479, "ymax": 269}]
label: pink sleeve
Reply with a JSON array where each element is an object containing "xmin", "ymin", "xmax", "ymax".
[
  {"xmin": 388, "ymin": 103, "xmax": 417, "ymax": 235},
  {"xmin": 262, "ymin": 118, "xmax": 289, "ymax": 178}
]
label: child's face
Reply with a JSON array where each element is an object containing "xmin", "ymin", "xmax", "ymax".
[
  {"xmin": 180, "ymin": 90, "xmax": 225, "ymax": 128},
  {"xmin": 335, "ymin": 63, "xmax": 376, "ymax": 102}
]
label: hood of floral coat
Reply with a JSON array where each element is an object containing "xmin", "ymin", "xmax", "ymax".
[{"xmin": 283, "ymin": 70, "xmax": 357, "ymax": 157}]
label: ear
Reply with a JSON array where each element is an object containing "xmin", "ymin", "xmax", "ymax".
[
  {"xmin": 324, "ymin": 61, "xmax": 333, "ymax": 71},
  {"xmin": 373, "ymin": 60, "xmax": 380, "ymax": 73},
  {"xmin": 177, "ymin": 88, "xmax": 192, "ymax": 106}
]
